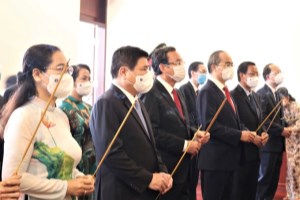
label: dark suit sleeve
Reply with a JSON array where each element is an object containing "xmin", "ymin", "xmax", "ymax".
[
  {"xmin": 90, "ymin": 98, "xmax": 153, "ymax": 194},
  {"xmin": 141, "ymin": 93, "xmax": 186, "ymax": 155},
  {"xmin": 198, "ymin": 88, "xmax": 241, "ymax": 146},
  {"xmin": 257, "ymin": 92, "xmax": 284, "ymax": 137}
]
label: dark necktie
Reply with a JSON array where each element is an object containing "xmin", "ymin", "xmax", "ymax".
[
  {"xmin": 135, "ymin": 100, "xmax": 150, "ymax": 139},
  {"xmin": 223, "ymin": 86, "xmax": 236, "ymax": 113},
  {"xmin": 195, "ymin": 90, "xmax": 199, "ymax": 96},
  {"xmin": 172, "ymin": 89, "xmax": 185, "ymax": 119},
  {"xmin": 249, "ymin": 94, "xmax": 258, "ymax": 116}
]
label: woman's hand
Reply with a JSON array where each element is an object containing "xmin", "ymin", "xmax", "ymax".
[
  {"xmin": 67, "ymin": 175, "xmax": 95, "ymax": 196},
  {"xmin": 0, "ymin": 174, "xmax": 21, "ymax": 200}
]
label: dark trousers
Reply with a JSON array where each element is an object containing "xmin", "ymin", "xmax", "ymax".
[
  {"xmin": 188, "ymin": 156, "xmax": 199, "ymax": 200},
  {"xmin": 233, "ymin": 160, "xmax": 260, "ymax": 200},
  {"xmin": 160, "ymin": 182, "xmax": 189, "ymax": 200},
  {"xmin": 256, "ymin": 152, "xmax": 283, "ymax": 200},
  {"xmin": 201, "ymin": 170, "xmax": 235, "ymax": 200}
]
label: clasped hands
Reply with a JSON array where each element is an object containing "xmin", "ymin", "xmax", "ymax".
[
  {"xmin": 241, "ymin": 131, "xmax": 269, "ymax": 147},
  {"xmin": 187, "ymin": 130, "xmax": 210, "ymax": 156},
  {"xmin": 149, "ymin": 173, "xmax": 173, "ymax": 194},
  {"xmin": 282, "ymin": 127, "xmax": 293, "ymax": 138}
]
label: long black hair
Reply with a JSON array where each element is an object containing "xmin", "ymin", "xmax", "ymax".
[{"xmin": 0, "ymin": 44, "xmax": 60, "ymax": 137}]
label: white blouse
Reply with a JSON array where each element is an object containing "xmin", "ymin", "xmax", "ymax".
[{"xmin": 2, "ymin": 97, "xmax": 83, "ymax": 200}]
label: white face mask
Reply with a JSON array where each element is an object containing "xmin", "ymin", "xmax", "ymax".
[
  {"xmin": 76, "ymin": 81, "xmax": 92, "ymax": 96},
  {"xmin": 221, "ymin": 67, "xmax": 234, "ymax": 81},
  {"xmin": 170, "ymin": 64, "xmax": 186, "ymax": 82},
  {"xmin": 46, "ymin": 74, "xmax": 74, "ymax": 98},
  {"xmin": 133, "ymin": 71, "xmax": 154, "ymax": 94},
  {"xmin": 274, "ymin": 73, "xmax": 284, "ymax": 85},
  {"xmin": 246, "ymin": 76, "xmax": 259, "ymax": 88}
]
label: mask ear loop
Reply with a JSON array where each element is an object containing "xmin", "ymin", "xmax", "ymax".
[{"xmin": 13, "ymin": 59, "xmax": 70, "ymax": 175}]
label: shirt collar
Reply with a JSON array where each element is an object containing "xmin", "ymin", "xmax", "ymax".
[
  {"xmin": 189, "ymin": 80, "xmax": 198, "ymax": 92},
  {"xmin": 209, "ymin": 76, "xmax": 225, "ymax": 93},
  {"xmin": 112, "ymin": 81, "xmax": 136, "ymax": 104},
  {"xmin": 239, "ymin": 83, "xmax": 252, "ymax": 96},
  {"xmin": 266, "ymin": 82, "xmax": 276, "ymax": 94},
  {"xmin": 157, "ymin": 76, "xmax": 174, "ymax": 96}
]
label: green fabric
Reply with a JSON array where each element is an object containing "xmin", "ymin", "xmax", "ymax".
[
  {"xmin": 32, "ymin": 141, "xmax": 74, "ymax": 180},
  {"xmin": 60, "ymin": 96, "xmax": 96, "ymax": 175}
]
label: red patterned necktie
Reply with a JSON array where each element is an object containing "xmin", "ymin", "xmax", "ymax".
[
  {"xmin": 172, "ymin": 89, "xmax": 184, "ymax": 119},
  {"xmin": 223, "ymin": 86, "xmax": 236, "ymax": 113}
]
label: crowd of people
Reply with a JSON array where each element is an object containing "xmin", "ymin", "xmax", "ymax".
[{"xmin": 0, "ymin": 43, "xmax": 299, "ymax": 200}]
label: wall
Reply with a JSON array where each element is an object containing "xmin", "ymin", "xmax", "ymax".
[
  {"xmin": 0, "ymin": 0, "xmax": 81, "ymax": 92},
  {"xmin": 106, "ymin": 0, "xmax": 300, "ymax": 99}
]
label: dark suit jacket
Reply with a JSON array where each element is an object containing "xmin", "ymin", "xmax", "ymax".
[
  {"xmin": 196, "ymin": 80, "xmax": 242, "ymax": 170},
  {"xmin": 140, "ymin": 79, "xmax": 192, "ymax": 184},
  {"xmin": 256, "ymin": 84, "xmax": 285, "ymax": 152},
  {"xmin": 231, "ymin": 85, "xmax": 263, "ymax": 163},
  {"xmin": 179, "ymin": 81, "xmax": 198, "ymax": 131},
  {"xmin": 90, "ymin": 84, "xmax": 167, "ymax": 200}
]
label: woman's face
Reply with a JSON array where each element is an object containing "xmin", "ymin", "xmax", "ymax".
[
  {"xmin": 75, "ymin": 68, "xmax": 91, "ymax": 85},
  {"xmin": 35, "ymin": 51, "xmax": 74, "ymax": 99},
  {"xmin": 282, "ymin": 96, "xmax": 290, "ymax": 107},
  {"xmin": 43, "ymin": 51, "xmax": 67, "ymax": 83}
]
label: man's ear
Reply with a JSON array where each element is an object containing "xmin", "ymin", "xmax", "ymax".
[
  {"xmin": 210, "ymin": 64, "xmax": 217, "ymax": 72},
  {"xmin": 159, "ymin": 63, "xmax": 167, "ymax": 73},
  {"xmin": 118, "ymin": 66, "xmax": 128, "ymax": 79},
  {"xmin": 191, "ymin": 70, "xmax": 197, "ymax": 78}
]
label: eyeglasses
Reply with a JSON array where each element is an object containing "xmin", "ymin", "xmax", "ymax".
[
  {"xmin": 218, "ymin": 62, "xmax": 234, "ymax": 68},
  {"xmin": 46, "ymin": 64, "xmax": 73, "ymax": 75},
  {"xmin": 166, "ymin": 60, "xmax": 185, "ymax": 66},
  {"xmin": 246, "ymin": 72, "xmax": 259, "ymax": 77}
]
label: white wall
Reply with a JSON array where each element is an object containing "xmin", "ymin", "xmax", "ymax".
[
  {"xmin": 0, "ymin": 0, "xmax": 81, "ymax": 92},
  {"xmin": 106, "ymin": 0, "xmax": 300, "ymax": 99}
]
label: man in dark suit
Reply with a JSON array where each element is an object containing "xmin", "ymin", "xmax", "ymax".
[
  {"xmin": 230, "ymin": 61, "xmax": 269, "ymax": 200},
  {"xmin": 90, "ymin": 46, "xmax": 173, "ymax": 200},
  {"xmin": 256, "ymin": 63, "xmax": 292, "ymax": 200},
  {"xmin": 141, "ymin": 47, "xmax": 207, "ymax": 200},
  {"xmin": 179, "ymin": 61, "xmax": 207, "ymax": 200},
  {"xmin": 196, "ymin": 50, "xmax": 256, "ymax": 200}
]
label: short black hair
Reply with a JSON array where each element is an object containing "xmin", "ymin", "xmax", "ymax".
[
  {"xmin": 262, "ymin": 63, "xmax": 273, "ymax": 80},
  {"xmin": 149, "ymin": 43, "xmax": 167, "ymax": 60},
  {"xmin": 207, "ymin": 50, "xmax": 224, "ymax": 73},
  {"xmin": 151, "ymin": 46, "xmax": 176, "ymax": 75},
  {"xmin": 188, "ymin": 62, "xmax": 203, "ymax": 78},
  {"xmin": 111, "ymin": 46, "xmax": 148, "ymax": 78},
  {"xmin": 237, "ymin": 61, "xmax": 256, "ymax": 82},
  {"xmin": 71, "ymin": 64, "xmax": 91, "ymax": 81}
]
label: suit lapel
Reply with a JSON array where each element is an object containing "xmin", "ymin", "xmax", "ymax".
[
  {"xmin": 252, "ymin": 93, "xmax": 262, "ymax": 121},
  {"xmin": 124, "ymin": 99, "xmax": 152, "ymax": 141},
  {"xmin": 112, "ymin": 85, "xmax": 152, "ymax": 142},
  {"xmin": 140, "ymin": 101, "xmax": 156, "ymax": 142},
  {"xmin": 155, "ymin": 80, "xmax": 186, "ymax": 124},
  {"xmin": 264, "ymin": 84, "xmax": 276, "ymax": 106},
  {"xmin": 187, "ymin": 82, "xmax": 197, "ymax": 99},
  {"xmin": 208, "ymin": 80, "xmax": 237, "ymax": 117},
  {"xmin": 236, "ymin": 85, "xmax": 258, "ymax": 117},
  {"xmin": 177, "ymin": 89, "xmax": 191, "ymax": 137}
]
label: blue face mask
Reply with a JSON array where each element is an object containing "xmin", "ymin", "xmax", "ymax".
[{"xmin": 197, "ymin": 73, "xmax": 207, "ymax": 85}]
